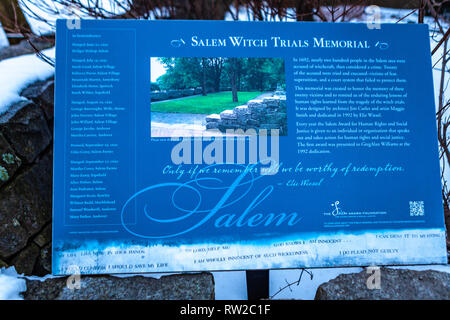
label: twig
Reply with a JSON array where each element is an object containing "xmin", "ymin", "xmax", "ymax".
[
  {"xmin": 432, "ymin": 27, "xmax": 450, "ymax": 56},
  {"xmin": 270, "ymin": 269, "xmax": 313, "ymax": 299}
]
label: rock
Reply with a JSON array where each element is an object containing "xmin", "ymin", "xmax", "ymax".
[
  {"xmin": 206, "ymin": 122, "xmax": 219, "ymax": 130},
  {"xmin": 33, "ymin": 224, "xmax": 52, "ymax": 247},
  {"xmin": 0, "ymin": 133, "xmax": 21, "ymax": 187},
  {"xmin": 220, "ymin": 109, "xmax": 237, "ymax": 120},
  {"xmin": 38, "ymin": 243, "xmax": 51, "ymax": 273},
  {"xmin": 23, "ymin": 273, "xmax": 215, "ymax": 300},
  {"xmin": 266, "ymin": 112, "xmax": 287, "ymax": 124},
  {"xmin": 0, "ymin": 100, "xmax": 51, "ymax": 163},
  {"xmin": 21, "ymin": 79, "xmax": 54, "ymax": 120},
  {"xmin": 248, "ymin": 102, "xmax": 268, "ymax": 118},
  {"xmin": 20, "ymin": 80, "xmax": 48, "ymax": 100},
  {"xmin": 247, "ymin": 99, "xmax": 266, "ymax": 110},
  {"xmin": 279, "ymin": 96, "xmax": 287, "ymax": 108},
  {"xmin": 234, "ymin": 105, "xmax": 249, "ymax": 116},
  {"xmin": 0, "ymin": 214, "xmax": 29, "ymax": 259},
  {"xmin": 0, "ymin": 259, "xmax": 8, "ymax": 268},
  {"xmin": 218, "ymin": 125, "xmax": 242, "ymax": 133},
  {"xmin": 315, "ymin": 268, "xmax": 450, "ymax": 300},
  {"xmin": 246, "ymin": 119, "xmax": 260, "ymax": 126},
  {"xmin": 0, "ymin": 38, "xmax": 54, "ymax": 61},
  {"xmin": 0, "ymin": 151, "xmax": 52, "ymax": 258},
  {"xmin": 32, "ymin": 242, "xmax": 52, "ymax": 276},
  {"xmin": 278, "ymin": 112, "xmax": 287, "ymax": 120},
  {"xmin": 262, "ymin": 97, "xmax": 280, "ymax": 107},
  {"xmin": 205, "ymin": 114, "xmax": 220, "ymax": 122},
  {"xmin": 11, "ymin": 243, "xmax": 40, "ymax": 275}
]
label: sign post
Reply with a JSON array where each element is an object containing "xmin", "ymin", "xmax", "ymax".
[{"xmin": 246, "ymin": 270, "xmax": 270, "ymax": 300}]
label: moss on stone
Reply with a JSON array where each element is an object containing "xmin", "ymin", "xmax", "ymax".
[
  {"xmin": 2, "ymin": 153, "xmax": 15, "ymax": 164},
  {"xmin": 0, "ymin": 166, "xmax": 9, "ymax": 181}
]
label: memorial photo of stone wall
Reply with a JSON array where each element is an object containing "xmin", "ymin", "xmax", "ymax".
[{"xmin": 150, "ymin": 57, "xmax": 287, "ymax": 137}]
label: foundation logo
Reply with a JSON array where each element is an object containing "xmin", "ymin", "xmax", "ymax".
[
  {"xmin": 331, "ymin": 200, "xmax": 343, "ymax": 216},
  {"xmin": 321, "ymin": 201, "xmax": 347, "ymax": 217},
  {"xmin": 323, "ymin": 201, "xmax": 387, "ymax": 218}
]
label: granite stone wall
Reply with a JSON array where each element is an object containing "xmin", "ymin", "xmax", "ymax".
[
  {"xmin": 0, "ymin": 78, "xmax": 54, "ymax": 276},
  {"xmin": 205, "ymin": 93, "xmax": 287, "ymax": 135}
]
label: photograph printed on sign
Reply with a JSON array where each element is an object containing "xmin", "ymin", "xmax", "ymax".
[{"xmin": 150, "ymin": 57, "xmax": 287, "ymax": 137}]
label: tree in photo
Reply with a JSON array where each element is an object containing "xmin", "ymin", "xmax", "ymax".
[
  {"xmin": 157, "ymin": 57, "xmax": 203, "ymax": 91},
  {"xmin": 156, "ymin": 57, "xmax": 285, "ymax": 103},
  {"xmin": 208, "ymin": 57, "xmax": 225, "ymax": 92},
  {"xmin": 225, "ymin": 57, "xmax": 240, "ymax": 102}
]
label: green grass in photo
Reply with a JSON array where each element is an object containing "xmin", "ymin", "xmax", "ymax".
[{"xmin": 151, "ymin": 91, "xmax": 263, "ymax": 114}]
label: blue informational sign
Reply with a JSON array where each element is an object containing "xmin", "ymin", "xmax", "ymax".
[{"xmin": 53, "ymin": 19, "xmax": 447, "ymax": 275}]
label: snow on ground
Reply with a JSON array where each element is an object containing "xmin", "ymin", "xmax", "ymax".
[
  {"xmin": 0, "ymin": 23, "xmax": 9, "ymax": 49},
  {"xmin": 0, "ymin": 267, "xmax": 26, "ymax": 300},
  {"xmin": 0, "ymin": 47, "xmax": 55, "ymax": 114}
]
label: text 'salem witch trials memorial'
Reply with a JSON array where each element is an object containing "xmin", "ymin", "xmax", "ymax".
[{"xmin": 52, "ymin": 20, "xmax": 447, "ymax": 275}]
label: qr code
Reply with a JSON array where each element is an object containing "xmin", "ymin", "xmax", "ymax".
[{"xmin": 409, "ymin": 201, "xmax": 425, "ymax": 216}]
